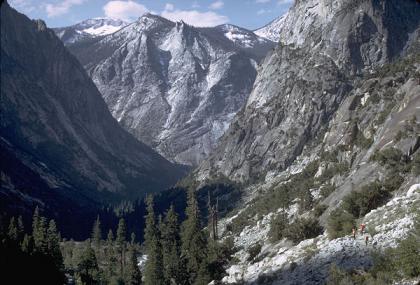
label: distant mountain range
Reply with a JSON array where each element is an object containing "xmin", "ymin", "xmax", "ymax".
[
  {"xmin": 53, "ymin": 17, "xmax": 129, "ymax": 45},
  {"xmin": 56, "ymin": 14, "xmax": 275, "ymax": 166}
]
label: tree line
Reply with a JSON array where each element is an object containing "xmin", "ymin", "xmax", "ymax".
[
  {"xmin": 143, "ymin": 188, "xmax": 234, "ymax": 285},
  {"xmin": 0, "ymin": 188, "xmax": 234, "ymax": 284}
]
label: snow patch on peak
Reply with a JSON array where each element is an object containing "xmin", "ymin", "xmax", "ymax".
[{"xmin": 83, "ymin": 24, "xmax": 125, "ymax": 36}]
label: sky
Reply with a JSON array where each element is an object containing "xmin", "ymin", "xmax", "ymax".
[{"xmin": 9, "ymin": 0, "xmax": 293, "ymax": 30}]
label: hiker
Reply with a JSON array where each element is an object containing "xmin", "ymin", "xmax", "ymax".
[
  {"xmin": 352, "ymin": 228, "xmax": 356, "ymax": 240},
  {"xmin": 360, "ymin": 223, "xmax": 366, "ymax": 234},
  {"xmin": 365, "ymin": 235, "xmax": 369, "ymax": 246}
]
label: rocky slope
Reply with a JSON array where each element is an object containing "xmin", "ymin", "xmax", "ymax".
[
  {"xmin": 194, "ymin": 0, "xmax": 420, "ymax": 184},
  {"xmin": 53, "ymin": 18, "xmax": 129, "ymax": 45},
  {"xmin": 188, "ymin": 0, "xmax": 420, "ymax": 283},
  {"xmin": 254, "ymin": 15, "xmax": 285, "ymax": 42},
  {"xmin": 65, "ymin": 15, "xmax": 274, "ymax": 166},
  {"xmin": 216, "ymin": 51, "xmax": 420, "ymax": 283},
  {"xmin": 0, "ymin": 3, "xmax": 187, "ymax": 231}
]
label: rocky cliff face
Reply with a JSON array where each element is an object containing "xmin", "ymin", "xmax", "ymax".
[
  {"xmin": 191, "ymin": 1, "xmax": 420, "ymax": 283},
  {"xmin": 195, "ymin": 0, "xmax": 420, "ymax": 184},
  {"xmin": 65, "ymin": 15, "xmax": 274, "ymax": 166},
  {"xmin": 254, "ymin": 14, "xmax": 285, "ymax": 42},
  {"xmin": 219, "ymin": 49, "xmax": 420, "ymax": 285},
  {"xmin": 53, "ymin": 18, "xmax": 129, "ymax": 45},
  {"xmin": 0, "ymin": 3, "xmax": 187, "ymax": 221}
]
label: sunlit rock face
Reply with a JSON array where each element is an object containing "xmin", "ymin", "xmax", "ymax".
[
  {"xmin": 195, "ymin": 0, "xmax": 420, "ymax": 183},
  {"xmin": 66, "ymin": 14, "xmax": 274, "ymax": 166}
]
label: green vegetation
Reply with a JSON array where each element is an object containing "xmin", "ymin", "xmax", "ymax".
[
  {"xmin": 227, "ymin": 151, "xmax": 351, "ymax": 238},
  {"xmin": 283, "ymin": 217, "xmax": 323, "ymax": 244},
  {"xmin": 320, "ymin": 184, "xmax": 336, "ymax": 199},
  {"xmin": 314, "ymin": 204, "xmax": 328, "ymax": 217},
  {"xmin": 326, "ymin": 214, "xmax": 420, "ymax": 284},
  {"xmin": 247, "ymin": 243, "xmax": 262, "ymax": 262},
  {"xmin": 342, "ymin": 182, "xmax": 391, "ymax": 218},
  {"xmin": 327, "ymin": 208, "xmax": 356, "ymax": 240},
  {"xmin": 144, "ymin": 197, "xmax": 164, "ymax": 285},
  {"xmin": 350, "ymin": 122, "xmax": 373, "ymax": 149},
  {"xmin": 269, "ymin": 214, "xmax": 322, "ymax": 244},
  {"xmin": 327, "ymin": 173, "xmax": 405, "ymax": 240},
  {"xmin": 142, "ymin": 189, "xmax": 234, "ymax": 285},
  {"xmin": 0, "ymin": 209, "xmax": 66, "ymax": 284},
  {"xmin": 371, "ymin": 147, "xmax": 420, "ymax": 176},
  {"xmin": 1, "ymin": 189, "xmax": 236, "ymax": 285}
]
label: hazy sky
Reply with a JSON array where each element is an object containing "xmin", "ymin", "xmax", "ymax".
[{"xmin": 9, "ymin": 0, "xmax": 293, "ymax": 29}]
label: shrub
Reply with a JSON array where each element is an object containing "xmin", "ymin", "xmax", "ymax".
[
  {"xmin": 382, "ymin": 173, "xmax": 404, "ymax": 192},
  {"xmin": 314, "ymin": 204, "xmax": 328, "ymax": 217},
  {"xmin": 320, "ymin": 184, "xmax": 335, "ymax": 199},
  {"xmin": 366, "ymin": 215, "xmax": 420, "ymax": 279},
  {"xmin": 283, "ymin": 217, "xmax": 323, "ymax": 244},
  {"xmin": 342, "ymin": 182, "xmax": 391, "ymax": 218},
  {"xmin": 326, "ymin": 264, "xmax": 349, "ymax": 285},
  {"xmin": 392, "ymin": 231, "xmax": 420, "ymax": 277},
  {"xmin": 327, "ymin": 208, "xmax": 355, "ymax": 240},
  {"xmin": 371, "ymin": 148, "xmax": 406, "ymax": 169},
  {"xmin": 411, "ymin": 151, "xmax": 420, "ymax": 175},
  {"xmin": 247, "ymin": 243, "xmax": 262, "ymax": 262},
  {"xmin": 298, "ymin": 188, "xmax": 314, "ymax": 213},
  {"xmin": 268, "ymin": 214, "xmax": 288, "ymax": 242}
]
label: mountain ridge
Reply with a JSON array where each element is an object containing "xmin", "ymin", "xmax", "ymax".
[
  {"xmin": 63, "ymin": 13, "xmax": 275, "ymax": 166},
  {"xmin": 194, "ymin": 0, "xmax": 420, "ymax": 184},
  {"xmin": 0, "ymin": 2, "xmax": 187, "ymax": 235}
]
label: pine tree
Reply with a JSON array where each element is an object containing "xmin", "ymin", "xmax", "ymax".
[
  {"xmin": 116, "ymin": 218, "xmax": 127, "ymax": 277},
  {"xmin": 47, "ymin": 220, "xmax": 64, "ymax": 271},
  {"xmin": 77, "ymin": 245, "xmax": 100, "ymax": 285},
  {"xmin": 125, "ymin": 247, "xmax": 142, "ymax": 285},
  {"xmin": 32, "ymin": 208, "xmax": 47, "ymax": 253},
  {"xmin": 7, "ymin": 216, "xmax": 18, "ymax": 241},
  {"xmin": 298, "ymin": 188, "xmax": 313, "ymax": 213},
  {"xmin": 21, "ymin": 234, "xmax": 33, "ymax": 253},
  {"xmin": 130, "ymin": 232, "xmax": 136, "ymax": 247},
  {"xmin": 105, "ymin": 229, "xmax": 118, "ymax": 282},
  {"xmin": 195, "ymin": 259, "xmax": 211, "ymax": 285},
  {"xmin": 17, "ymin": 215, "xmax": 24, "ymax": 242},
  {"xmin": 144, "ymin": 196, "xmax": 164, "ymax": 285},
  {"xmin": 161, "ymin": 205, "xmax": 181, "ymax": 285},
  {"xmin": 181, "ymin": 188, "xmax": 207, "ymax": 283},
  {"xmin": 91, "ymin": 215, "xmax": 102, "ymax": 250}
]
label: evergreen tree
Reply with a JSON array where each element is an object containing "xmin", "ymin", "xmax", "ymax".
[
  {"xmin": 195, "ymin": 259, "xmax": 211, "ymax": 285},
  {"xmin": 47, "ymin": 220, "xmax": 64, "ymax": 271},
  {"xmin": 77, "ymin": 245, "xmax": 100, "ymax": 285},
  {"xmin": 144, "ymin": 196, "xmax": 164, "ymax": 285},
  {"xmin": 116, "ymin": 218, "xmax": 127, "ymax": 277},
  {"xmin": 32, "ymin": 207, "xmax": 47, "ymax": 253},
  {"xmin": 298, "ymin": 188, "xmax": 313, "ymax": 213},
  {"xmin": 161, "ymin": 205, "xmax": 181, "ymax": 285},
  {"xmin": 204, "ymin": 238, "xmax": 229, "ymax": 282},
  {"xmin": 17, "ymin": 215, "xmax": 25, "ymax": 242},
  {"xmin": 105, "ymin": 229, "xmax": 118, "ymax": 282},
  {"xmin": 125, "ymin": 247, "xmax": 142, "ymax": 285},
  {"xmin": 91, "ymin": 215, "xmax": 102, "ymax": 250},
  {"xmin": 106, "ymin": 229, "xmax": 114, "ymax": 251},
  {"xmin": 21, "ymin": 234, "xmax": 33, "ymax": 253},
  {"xmin": 181, "ymin": 188, "xmax": 207, "ymax": 283},
  {"xmin": 7, "ymin": 216, "xmax": 18, "ymax": 241},
  {"xmin": 130, "ymin": 232, "xmax": 136, "ymax": 247}
]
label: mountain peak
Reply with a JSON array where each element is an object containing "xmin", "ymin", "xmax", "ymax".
[
  {"xmin": 53, "ymin": 17, "xmax": 129, "ymax": 44},
  {"xmin": 133, "ymin": 12, "xmax": 173, "ymax": 30}
]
